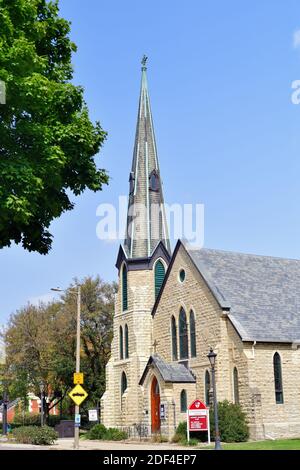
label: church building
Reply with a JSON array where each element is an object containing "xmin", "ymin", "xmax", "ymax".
[{"xmin": 101, "ymin": 59, "xmax": 300, "ymax": 441}]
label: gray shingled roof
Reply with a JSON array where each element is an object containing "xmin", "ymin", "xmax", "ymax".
[
  {"xmin": 139, "ymin": 354, "xmax": 196, "ymax": 385},
  {"xmin": 186, "ymin": 246, "xmax": 300, "ymax": 343}
]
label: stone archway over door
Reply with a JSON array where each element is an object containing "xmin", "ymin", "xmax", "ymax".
[{"xmin": 151, "ymin": 376, "xmax": 161, "ymax": 433}]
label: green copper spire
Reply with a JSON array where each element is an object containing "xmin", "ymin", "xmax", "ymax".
[{"xmin": 124, "ymin": 58, "xmax": 171, "ymax": 259}]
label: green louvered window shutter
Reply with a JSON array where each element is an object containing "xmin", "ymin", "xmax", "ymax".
[
  {"xmin": 155, "ymin": 260, "xmax": 165, "ymax": 299},
  {"xmin": 122, "ymin": 265, "xmax": 128, "ymax": 311}
]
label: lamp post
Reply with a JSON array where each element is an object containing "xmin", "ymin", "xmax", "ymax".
[
  {"xmin": 51, "ymin": 285, "xmax": 81, "ymax": 450},
  {"xmin": 207, "ymin": 348, "xmax": 222, "ymax": 450},
  {"xmin": 2, "ymin": 385, "xmax": 8, "ymax": 435},
  {"xmin": 39, "ymin": 381, "xmax": 44, "ymax": 427}
]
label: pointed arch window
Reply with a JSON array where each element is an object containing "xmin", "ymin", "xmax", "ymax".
[
  {"xmin": 180, "ymin": 389, "xmax": 187, "ymax": 413},
  {"xmin": 149, "ymin": 170, "xmax": 159, "ymax": 191},
  {"xmin": 171, "ymin": 315, "xmax": 178, "ymax": 361},
  {"xmin": 125, "ymin": 324, "xmax": 129, "ymax": 359},
  {"xmin": 179, "ymin": 308, "xmax": 188, "ymax": 360},
  {"xmin": 119, "ymin": 326, "xmax": 124, "ymax": 360},
  {"xmin": 273, "ymin": 352, "xmax": 284, "ymax": 404},
  {"xmin": 121, "ymin": 371, "xmax": 127, "ymax": 395},
  {"xmin": 233, "ymin": 367, "xmax": 239, "ymax": 404},
  {"xmin": 154, "ymin": 260, "xmax": 165, "ymax": 299},
  {"xmin": 189, "ymin": 310, "xmax": 196, "ymax": 357},
  {"xmin": 122, "ymin": 264, "xmax": 128, "ymax": 311},
  {"xmin": 205, "ymin": 370, "xmax": 211, "ymax": 406}
]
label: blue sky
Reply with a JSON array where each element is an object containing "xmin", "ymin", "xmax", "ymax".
[{"xmin": 1, "ymin": 0, "xmax": 300, "ymax": 325}]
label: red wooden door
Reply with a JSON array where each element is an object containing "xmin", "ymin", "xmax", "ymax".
[{"xmin": 151, "ymin": 377, "xmax": 161, "ymax": 433}]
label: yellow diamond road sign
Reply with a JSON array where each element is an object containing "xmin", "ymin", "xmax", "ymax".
[{"xmin": 69, "ymin": 384, "xmax": 88, "ymax": 406}]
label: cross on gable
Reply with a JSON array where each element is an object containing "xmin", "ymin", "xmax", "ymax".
[{"xmin": 152, "ymin": 339, "xmax": 158, "ymax": 353}]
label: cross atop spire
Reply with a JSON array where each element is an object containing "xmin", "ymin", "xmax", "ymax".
[
  {"xmin": 123, "ymin": 59, "xmax": 171, "ymax": 259},
  {"xmin": 141, "ymin": 54, "xmax": 148, "ymax": 70}
]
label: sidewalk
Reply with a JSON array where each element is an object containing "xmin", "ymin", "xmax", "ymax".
[
  {"xmin": 52, "ymin": 438, "xmax": 204, "ymax": 451},
  {"xmin": 0, "ymin": 436, "xmax": 209, "ymax": 451}
]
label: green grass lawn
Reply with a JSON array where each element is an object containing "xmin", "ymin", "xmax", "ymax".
[{"xmin": 210, "ymin": 439, "xmax": 300, "ymax": 450}]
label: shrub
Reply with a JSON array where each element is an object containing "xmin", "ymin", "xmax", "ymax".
[
  {"xmin": 151, "ymin": 434, "xmax": 169, "ymax": 443},
  {"xmin": 13, "ymin": 412, "xmax": 41, "ymax": 427},
  {"xmin": 105, "ymin": 428, "xmax": 127, "ymax": 441},
  {"xmin": 171, "ymin": 433, "xmax": 182, "ymax": 443},
  {"xmin": 179, "ymin": 438, "xmax": 198, "ymax": 446},
  {"xmin": 173, "ymin": 421, "xmax": 207, "ymax": 443},
  {"xmin": 13, "ymin": 426, "xmax": 58, "ymax": 445},
  {"xmin": 210, "ymin": 400, "xmax": 249, "ymax": 442},
  {"xmin": 176, "ymin": 421, "xmax": 187, "ymax": 438},
  {"xmin": 88, "ymin": 423, "xmax": 108, "ymax": 440},
  {"xmin": 87, "ymin": 423, "xmax": 127, "ymax": 441}
]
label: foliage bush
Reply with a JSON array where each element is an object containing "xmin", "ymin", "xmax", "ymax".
[
  {"xmin": 173, "ymin": 401, "xmax": 249, "ymax": 444},
  {"xmin": 151, "ymin": 434, "xmax": 169, "ymax": 443},
  {"xmin": 180, "ymin": 438, "xmax": 198, "ymax": 446},
  {"xmin": 88, "ymin": 423, "xmax": 107, "ymax": 440},
  {"xmin": 105, "ymin": 427, "xmax": 128, "ymax": 441},
  {"xmin": 13, "ymin": 412, "xmax": 41, "ymax": 427},
  {"xmin": 87, "ymin": 423, "xmax": 127, "ymax": 441},
  {"xmin": 13, "ymin": 426, "xmax": 58, "ymax": 445},
  {"xmin": 173, "ymin": 421, "xmax": 207, "ymax": 443},
  {"xmin": 210, "ymin": 400, "xmax": 249, "ymax": 442}
]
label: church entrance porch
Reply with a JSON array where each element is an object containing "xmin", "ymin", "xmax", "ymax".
[
  {"xmin": 151, "ymin": 376, "xmax": 161, "ymax": 433},
  {"xmin": 139, "ymin": 354, "xmax": 197, "ymax": 440}
]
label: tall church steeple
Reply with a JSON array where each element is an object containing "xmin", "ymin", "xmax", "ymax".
[{"xmin": 124, "ymin": 56, "xmax": 170, "ymax": 259}]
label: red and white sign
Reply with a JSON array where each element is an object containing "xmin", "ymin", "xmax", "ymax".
[{"xmin": 188, "ymin": 400, "xmax": 209, "ymax": 432}]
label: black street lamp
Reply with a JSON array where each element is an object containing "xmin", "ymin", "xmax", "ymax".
[
  {"xmin": 1, "ymin": 386, "xmax": 8, "ymax": 436},
  {"xmin": 39, "ymin": 381, "xmax": 44, "ymax": 427},
  {"xmin": 207, "ymin": 348, "xmax": 222, "ymax": 450}
]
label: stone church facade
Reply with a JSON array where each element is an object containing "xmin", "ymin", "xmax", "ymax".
[{"xmin": 101, "ymin": 60, "xmax": 300, "ymax": 440}]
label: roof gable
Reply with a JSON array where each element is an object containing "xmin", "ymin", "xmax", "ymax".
[{"xmin": 139, "ymin": 354, "xmax": 196, "ymax": 385}]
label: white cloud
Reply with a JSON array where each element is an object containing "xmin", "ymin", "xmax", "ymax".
[
  {"xmin": 293, "ymin": 30, "xmax": 300, "ymax": 49},
  {"xmin": 28, "ymin": 293, "xmax": 56, "ymax": 306}
]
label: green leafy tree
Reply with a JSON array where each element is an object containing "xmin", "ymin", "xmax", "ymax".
[{"xmin": 0, "ymin": 0, "xmax": 108, "ymax": 254}]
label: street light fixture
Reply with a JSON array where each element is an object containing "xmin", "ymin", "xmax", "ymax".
[
  {"xmin": 39, "ymin": 381, "xmax": 44, "ymax": 427},
  {"xmin": 207, "ymin": 348, "xmax": 222, "ymax": 450},
  {"xmin": 1, "ymin": 380, "xmax": 8, "ymax": 435},
  {"xmin": 51, "ymin": 285, "xmax": 81, "ymax": 450}
]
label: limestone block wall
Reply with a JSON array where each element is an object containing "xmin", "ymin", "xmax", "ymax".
[
  {"xmin": 153, "ymin": 244, "xmax": 226, "ymax": 399},
  {"xmin": 102, "ymin": 262, "xmax": 162, "ymax": 431},
  {"xmin": 245, "ymin": 343, "xmax": 300, "ymax": 439}
]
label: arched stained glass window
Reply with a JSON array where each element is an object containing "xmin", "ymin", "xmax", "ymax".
[
  {"xmin": 233, "ymin": 367, "xmax": 239, "ymax": 404},
  {"xmin": 205, "ymin": 370, "xmax": 211, "ymax": 406},
  {"xmin": 179, "ymin": 308, "xmax": 188, "ymax": 359},
  {"xmin": 121, "ymin": 371, "xmax": 127, "ymax": 395},
  {"xmin": 122, "ymin": 264, "xmax": 128, "ymax": 311},
  {"xmin": 119, "ymin": 326, "xmax": 124, "ymax": 360},
  {"xmin": 171, "ymin": 315, "xmax": 178, "ymax": 361},
  {"xmin": 155, "ymin": 260, "xmax": 165, "ymax": 299},
  {"xmin": 273, "ymin": 352, "xmax": 284, "ymax": 404},
  {"xmin": 190, "ymin": 310, "xmax": 196, "ymax": 357},
  {"xmin": 125, "ymin": 324, "xmax": 129, "ymax": 359},
  {"xmin": 180, "ymin": 389, "xmax": 187, "ymax": 413}
]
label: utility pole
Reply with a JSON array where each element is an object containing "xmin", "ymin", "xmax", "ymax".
[
  {"xmin": 51, "ymin": 284, "xmax": 82, "ymax": 450},
  {"xmin": 74, "ymin": 285, "xmax": 81, "ymax": 450}
]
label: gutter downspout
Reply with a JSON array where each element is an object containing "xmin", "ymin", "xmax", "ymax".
[{"xmin": 252, "ymin": 341, "xmax": 257, "ymax": 359}]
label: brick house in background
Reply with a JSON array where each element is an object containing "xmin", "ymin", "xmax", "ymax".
[{"xmin": 1, "ymin": 393, "xmax": 59, "ymax": 423}]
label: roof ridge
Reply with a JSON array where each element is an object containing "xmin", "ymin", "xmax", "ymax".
[{"xmin": 198, "ymin": 247, "xmax": 300, "ymax": 262}]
